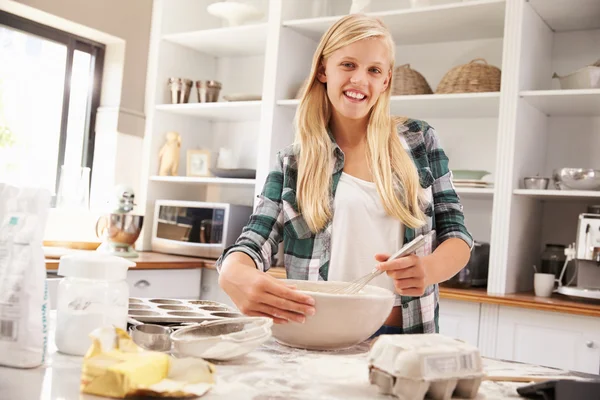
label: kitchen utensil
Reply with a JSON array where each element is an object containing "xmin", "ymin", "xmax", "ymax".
[
  {"xmin": 167, "ymin": 77, "xmax": 192, "ymax": 104},
  {"xmin": 130, "ymin": 323, "xmax": 173, "ymax": 352},
  {"xmin": 196, "ymin": 80, "xmax": 222, "ymax": 102},
  {"xmin": 328, "ymin": 231, "xmax": 434, "ymax": 295},
  {"xmin": 553, "ymin": 168, "xmax": 600, "ymax": 191},
  {"xmin": 206, "ymin": 1, "xmax": 263, "ymax": 27},
  {"xmin": 55, "ymin": 253, "xmax": 135, "ymax": 356},
  {"xmin": 171, "ymin": 317, "xmax": 272, "ymax": 360},
  {"xmin": 524, "ymin": 177, "xmax": 549, "ymax": 190},
  {"xmin": 128, "ymin": 297, "xmax": 241, "ymax": 324},
  {"xmin": 96, "ymin": 186, "xmax": 144, "ymax": 257},
  {"xmin": 270, "ymin": 280, "xmax": 394, "ymax": 350}
]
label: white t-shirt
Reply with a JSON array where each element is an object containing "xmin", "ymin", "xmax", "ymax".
[{"xmin": 328, "ymin": 172, "xmax": 405, "ymax": 294}]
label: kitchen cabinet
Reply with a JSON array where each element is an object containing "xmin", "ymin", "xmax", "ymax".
[
  {"xmin": 438, "ymin": 298, "xmax": 481, "ymax": 347},
  {"xmin": 495, "ymin": 306, "xmax": 600, "ymax": 374},
  {"xmin": 126, "ymin": 269, "xmax": 202, "ymax": 299},
  {"xmin": 138, "ymin": 0, "xmax": 600, "ymax": 302}
]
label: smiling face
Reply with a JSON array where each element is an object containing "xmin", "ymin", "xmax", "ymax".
[{"xmin": 317, "ymin": 37, "xmax": 392, "ymax": 124}]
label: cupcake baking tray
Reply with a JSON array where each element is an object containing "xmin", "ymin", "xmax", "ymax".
[{"xmin": 128, "ymin": 297, "xmax": 242, "ymax": 324}]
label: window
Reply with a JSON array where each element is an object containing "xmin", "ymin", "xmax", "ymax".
[{"xmin": 0, "ymin": 10, "xmax": 104, "ymax": 206}]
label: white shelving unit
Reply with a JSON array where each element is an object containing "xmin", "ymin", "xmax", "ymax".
[
  {"xmin": 139, "ymin": 0, "xmax": 600, "ymax": 301},
  {"xmin": 156, "ymin": 101, "xmax": 263, "ymax": 121}
]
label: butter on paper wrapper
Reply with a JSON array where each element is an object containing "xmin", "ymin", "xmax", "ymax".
[{"xmin": 80, "ymin": 326, "xmax": 215, "ymax": 398}]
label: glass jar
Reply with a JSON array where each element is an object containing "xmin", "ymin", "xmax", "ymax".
[
  {"xmin": 540, "ymin": 244, "xmax": 567, "ymax": 281},
  {"xmin": 55, "ymin": 253, "xmax": 135, "ymax": 356}
]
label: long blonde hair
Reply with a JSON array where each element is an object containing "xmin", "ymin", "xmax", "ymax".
[{"xmin": 294, "ymin": 14, "xmax": 427, "ymax": 233}]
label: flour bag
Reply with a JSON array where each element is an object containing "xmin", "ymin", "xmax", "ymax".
[{"xmin": 0, "ymin": 183, "xmax": 51, "ymax": 368}]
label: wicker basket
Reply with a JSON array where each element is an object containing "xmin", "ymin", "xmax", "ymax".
[
  {"xmin": 391, "ymin": 64, "xmax": 433, "ymax": 95},
  {"xmin": 436, "ymin": 58, "xmax": 501, "ymax": 94}
]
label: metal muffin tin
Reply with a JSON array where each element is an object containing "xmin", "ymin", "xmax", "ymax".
[{"xmin": 128, "ymin": 297, "xmax": 242, "ymax": 324}]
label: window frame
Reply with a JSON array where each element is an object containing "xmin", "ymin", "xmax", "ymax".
[{"xmin": 0, "ymin": 10, "xmax": 105, "ymax": 198}]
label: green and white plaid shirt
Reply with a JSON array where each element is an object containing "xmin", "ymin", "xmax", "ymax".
[{"xmin": 215, "ymin": 118, "xmax": 473, "ymax": 334}]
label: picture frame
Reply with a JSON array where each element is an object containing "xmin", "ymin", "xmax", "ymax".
[{"xmin": 186, "ymin": 149, "xmax": 211, "ymax": 177}]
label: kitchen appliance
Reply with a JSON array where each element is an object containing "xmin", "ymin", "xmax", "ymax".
[
  {"xmin": 444, "ymin": 241, "xmax": 489, "ymax": 288},
  {"xmin": 555, "ymin": 211, "xmax": 600, "ymax": 301},
  {"xmin": 151, "ymin": 200, "xmax": 252, "ymax": 258},
  {"xmin": 96, "ymin": 186, "xmax": 144, "ymax": 258}
]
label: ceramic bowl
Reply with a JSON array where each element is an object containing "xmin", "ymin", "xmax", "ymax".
[
  {"xmin": 270, "ymin": 280, "xmax": 395, "ymax": 350},
  {"xmin": 451, "ymin": 169, "xmax": 491, "ymax": 180}
]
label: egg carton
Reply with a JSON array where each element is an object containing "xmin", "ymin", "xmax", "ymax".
[
  {"xmin": 368, "ymin": 334, "xmax": 484, "ymax": 400},
  {"xmin": 128, "ymin": 297, "xmax": 242, "ymax": 324}
]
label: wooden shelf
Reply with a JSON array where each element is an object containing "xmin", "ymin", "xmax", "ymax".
[
  {"xmin": 527, "ymin": 0, "xmax": 600, "ymax": 32},
  {"xmin": 278, "ymin": 92, "xmax": 501, "ymax": 118},
  {"xmin": 150, "ymin": 176, "xmax": 256, "ymax": 186},
  {"xmin": 520, "ymin": 89, "xmax": 600, "ymax": 117},
  {"xmin": 162, "ymin": 24, "xmax": 268, "ymax": 57},
  {"xmin": 283, "ymin": 0, "xmax": 505, "ymax": 45},
  {"xmin": 155, "ymin": 101, "xmax": 262, "ymax": 121},
  {"xmin": 514, "ymin": 189, "xmax": 600, "ymax": 200}
]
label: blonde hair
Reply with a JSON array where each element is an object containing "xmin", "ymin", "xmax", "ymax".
[{"xmin": 294, "ymin": 14, "xmax": 427, "ymax": 233}]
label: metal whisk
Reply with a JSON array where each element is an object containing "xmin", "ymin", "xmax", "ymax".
[{"xmin": 326, "ymin": 231, "xmax": 435, "ymax": 295}]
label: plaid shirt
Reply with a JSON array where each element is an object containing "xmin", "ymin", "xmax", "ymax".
[{"xmin": 215, "ymin": 118, "xmax": 473, "ymax": 334}]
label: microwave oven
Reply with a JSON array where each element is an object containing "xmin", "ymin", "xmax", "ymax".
[{"xmin": 151, "ymin": 200, "xmax": 253, "ymax": 259}]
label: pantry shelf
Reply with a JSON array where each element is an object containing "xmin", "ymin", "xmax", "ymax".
[
  {"xmin": 519, "ymin": 89, "xmax": 600, "ymax": 117},
  {"xmin": 155, "ymin": 101, "xmax": 262, "ymax": 121},
  {"xmin": 278, "ymin": 92, "xmax": 501, "ymax": 118},
  {"xmin": 513, "ymin": 189, "xmax": 600, "ymax": 200},
  {"xmin": 283, "ymin": 0, "xmax": 505, "ymax": 45},
  {"xmin": 162, "ymin": 24, "xmax": 268, "ymax": 57}
]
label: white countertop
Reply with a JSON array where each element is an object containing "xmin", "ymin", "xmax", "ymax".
[{"xmin": 0, "ymin": 313, "xmax": 590, "ymax": 400}]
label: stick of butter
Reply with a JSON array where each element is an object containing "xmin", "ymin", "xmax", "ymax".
[{"xmin": 81, "ymin": 326, "xmax": 215, "ymax": 398}]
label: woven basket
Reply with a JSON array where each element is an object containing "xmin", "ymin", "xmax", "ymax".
[
  {"xmin": 436, "ymin": 58, "xmax": 501, "ymax": 94},
  {"xmin": 391, "ymin": 64, "xmax": 433, "ymax": 95}
]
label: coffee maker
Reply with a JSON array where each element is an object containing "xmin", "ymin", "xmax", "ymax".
[{"xmin": 555, "ymin": 207, "xmax": 600, "ymax": 301}]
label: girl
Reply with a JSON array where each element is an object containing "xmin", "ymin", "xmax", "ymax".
[{"xmin": 216, "ymin": 14, "xmax": 472, "ymax": 335}]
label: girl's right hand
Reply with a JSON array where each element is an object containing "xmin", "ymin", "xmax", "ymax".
[{"xmin": 218, "ymin": 259, "xmax": 316, "ymax": 325}]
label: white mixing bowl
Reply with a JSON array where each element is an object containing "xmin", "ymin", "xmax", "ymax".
[{"xmin": 271, "ymin": 279, "xmax": 395, "ymax": 350}]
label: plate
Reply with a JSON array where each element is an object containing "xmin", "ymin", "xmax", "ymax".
[
  {"xmin": 451, "ymin": 169, "xmax": 491, "ymax": 180},
  {"xmin": 223, "ymin": 93, "xmax": 262, "ymax": 102},
  {"xmin": 210, "ymin": 168, "xmax": 256, "ymax": 179}
]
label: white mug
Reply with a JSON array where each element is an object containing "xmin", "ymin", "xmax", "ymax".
[{"xmin": 533, "ymin": 273, "xmax": 560, "ymax": 297}]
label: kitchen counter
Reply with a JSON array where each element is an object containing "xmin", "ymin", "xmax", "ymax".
[
  {"xmin": 1, "ymin": 312, "xmax": 594, "ymax": 400},
  {"xmin": 44, "ymin": 251, "xmax": 600, "ymax": 317}
]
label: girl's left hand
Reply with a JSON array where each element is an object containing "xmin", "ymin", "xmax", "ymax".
[{"xmin": 375, "ymin": 253, "xmax": 430, "ymax": 296}]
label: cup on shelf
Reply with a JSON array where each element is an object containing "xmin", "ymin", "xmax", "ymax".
[
  {"xmin": 167, "ymin": 77, "xmax": 193, "ymax": 104},
  {"xmin": 533, "ymin": 272, "xmax": 559, "ymax": 297},
  {"xmin": 523, "ymin": 177, "xmax": 549, "ymax": 190},
  {"xmin": 196, "ymin": 80, "xmax": 222, "ymax": 103}
]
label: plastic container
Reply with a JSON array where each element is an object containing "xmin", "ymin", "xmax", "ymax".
[
  {"xmin": 55, "ymin": 253, "xmax": 135, "ymax": 356},
  {"xmin": 368, "ymin": 334, "xmax": 484, "ymax": 400}
]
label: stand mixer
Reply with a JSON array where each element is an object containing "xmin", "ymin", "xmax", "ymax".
[
  {"xmin": 95, "ymin": 185, "xmax": 144, "ymax": 258},
  {"xmin": 555, "ymin": 209, "xmax": 600, "ymax": 301}
]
